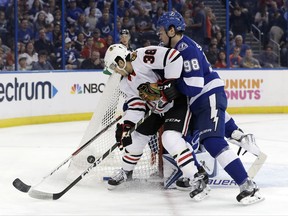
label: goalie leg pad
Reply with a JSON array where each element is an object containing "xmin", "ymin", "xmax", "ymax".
[{"xmin": 162, "ymin": 153, "xmax": 183, "ymax": 189}]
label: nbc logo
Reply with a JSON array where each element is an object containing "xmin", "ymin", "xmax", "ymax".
[
  {"xmin": 70, "ymin": 83, "xmax": 105, "ymax": 94},
  {"xmin": 70, "ymin": 84, "xmax": 82, "ymax": 94}
]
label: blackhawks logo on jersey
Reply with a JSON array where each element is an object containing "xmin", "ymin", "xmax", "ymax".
[{"xmin": 131, "ymin": 51, "xmax": 137, "ymax": 61}]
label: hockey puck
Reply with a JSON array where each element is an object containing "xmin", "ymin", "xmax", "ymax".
[{"xmin": 87, "ymin": 155, "xmax": 96, "ymax": 163}]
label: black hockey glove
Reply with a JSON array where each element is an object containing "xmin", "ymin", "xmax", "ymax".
[
  {"xmin": 158, "ymin": 79, "xmax": 181, "ymax": 102},
  {"xmin": 115, "ymin": 120, "xmax": 135, "ymax": 150}
]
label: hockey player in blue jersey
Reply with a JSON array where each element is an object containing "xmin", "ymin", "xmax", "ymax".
[{"xmin": 157, "ymin": 11, "xmax": 264, "ymax": 205}]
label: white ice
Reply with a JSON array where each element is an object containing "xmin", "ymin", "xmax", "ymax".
[{"xmin": 1, "ymin": 114, "xmax": 288, "ymax": 216}]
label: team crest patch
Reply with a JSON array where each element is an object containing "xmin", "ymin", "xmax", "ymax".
[
  {"xmin": 177, "ymin": 42, "xmax": 188, "ymax": 51},
  {"xmin": 131, "ymin": 51, "xmax": 137, "ymax": 61}
]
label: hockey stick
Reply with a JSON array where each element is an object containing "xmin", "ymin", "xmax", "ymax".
[
  {"xmin": 12, "ymin": 115, "xmax": 122, "ymax": 194},
  {"xmin": 28, "ymin": 142, "xmax": 119, "ymax": 200},
  {"xmin": 25, "ymin": 102, "xmax": 158, "ymax": 200},
  {"xmin": 248, "ymin": 151, "xmax": 267, "ymax": 179}
]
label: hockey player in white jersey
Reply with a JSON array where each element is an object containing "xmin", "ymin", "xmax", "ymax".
[
  {"xmin": 157, "ymin": 11, "xmax": 264, "ymax": 205},
  {"xmin": 104, "ymin": 44, "xmax": 210, "ymax": 201}
]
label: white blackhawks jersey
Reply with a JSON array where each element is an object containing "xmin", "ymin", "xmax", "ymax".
[{"xmin": 119, "ymin": 45, "xmax": 183, "ymax": 123}]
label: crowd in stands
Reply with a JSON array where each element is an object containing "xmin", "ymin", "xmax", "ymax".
[{"xmin": 0, "ymin": 0, "xmax": 287, "ymax": 72}]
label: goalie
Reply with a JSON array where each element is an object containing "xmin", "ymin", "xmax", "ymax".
[{"xmin": 103, "ymin": 43, "xmax": 210, "ymax": 201}]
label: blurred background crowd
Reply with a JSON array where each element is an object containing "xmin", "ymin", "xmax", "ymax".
[{"xmin": 0, "ymin": 0, "xmax": 287, "ymax": 71}]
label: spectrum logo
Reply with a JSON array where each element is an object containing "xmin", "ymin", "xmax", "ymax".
[
  {"xmin": 0, "ymin": 78, "xmax": 58, "ymax": 102},
  {"xmin": 70, "ymin": 83, "xmax": 105, "ymax": 94}
]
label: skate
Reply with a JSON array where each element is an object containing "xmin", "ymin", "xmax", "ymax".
[
  {"xmin": 107, "ymin": 168, "xmax": 133, "ymax": 190},
  {"xmin": 176, "ymin": 166, "xmax": 209, "ymax": 191},
  {"xmin": 189, "ymin": 171, "xmax": 211, "ymax": 201},
  {"xmin": 236, "ymin": 178, "xmax": 265, "ymax": 205}
]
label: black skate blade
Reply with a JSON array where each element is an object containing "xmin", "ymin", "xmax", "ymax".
[{"xmin": 12, "ymin": 178, "xmax": 31, "ymax": 193}]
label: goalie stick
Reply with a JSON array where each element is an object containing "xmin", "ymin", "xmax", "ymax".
[
  {"xmin": 18, "ymin": 101, "xmax": 160, "ymax": 200},
  {"xmin": 248, "ymin": 151, "xmax": 267, "ymax": 179},
  {"xmin": 12, "ymin": 115, "xmax": 123, "ymax": 194}
]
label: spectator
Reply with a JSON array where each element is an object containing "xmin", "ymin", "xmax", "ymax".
[
  {"xmin": 280, "ymin": 40, "xmax": 287, "ymax": 67},
  {"xmin": 33, "ymin": 11, "xmax": 47, "ymax": 35},
  {"xmin": 117, "ymin": 0, "xmax": 128, "ymax": 18},
  {"xmin": 28, "ymin": 0, "xmax": 43, "ymax": 19},
  {"xmin": 0, "ymin": 10, "xmax": 8, "ymax": 40},
  {"xmin": 129, "ymin": 25, "xmax": 141, "ymax": 49},
  {"xmin": 84, "ymin": 0, "xmax": 102, "ymax": 20},
  {"xmin": 22, "ymin": 41, "xmax": 38, "ymax": 70},
  {"xmin": 106, "ymin": 34, "xmax": 114, "ymax": 45},
  {"xmin": 34, "ymin": 27, "xmax": 55, "ymax": 58},
  {"xmin": 240, "ymin": 48, "xmax": 261, "ymax": 68},
  {"xmin": 229, "ymin": 6, "xmax": 251, "ymax": 43},
  {"xmin": 230, "ymin": 35, "xmax": 250, "ymax": 57},
  {"xmin": 18, "ymin": 18, "xmax": 34, "ymax": 44},
  {"xmin": 76, "ymin": 13, "xmax": 88, "ymax": 33},
  {"xmin": 214, "ymin": 50, "xmax": 227, "ymax": 68},
  {"xmin": 121, "ymin": 10, "xmax": 135, "ymax": 30},
  {"xmin": 41, "ymin": 3, "xmax": 54, "ymax": 24},
  {"xmin": 257, "ymin": 45, "xmax": 279, "ymax": 68},
  {"xmin": 53, "ymin": 9, "xmax": 61, "ymax": 25},
  {"xmin": 74, "ymin": 32, "xmax": 86, "ymax": 53},
  {"xmin": 56, "ymin": 37, "xmax": 80, "ymax": 70},
  {"xmin": 129, "ymin": 0, "xmax": 141, "ymax": 17},
  {"xmin": 65, "ymin": 22, "xmax": 78, "ymax": 42},
  {"xmin": 268, "ymin": 9, "xmax": 287, "ymax": 52},
  {"xmin": 190, "ymin": 1, "xmax": 207, "ymax": 47},
  {"xmin": 31, "ymin": 49, "xmax": 54, "ymax": 70},
  {"xmin": 80, "ymin": 50, "xmax": 104, "ymax": 69},
  {"xmin": 91, "ymin": 28, "xmax": 107, "ymax": 58},
  {"xmin": 151, "ymin": 6, "xmax": 164, "ymax": 31},
  {"xmin": 229, "ymin": 46, "xmax": 242, "ymax": 68},
  {"xmin": 254, "ymin": 5, "xmax": 270, "ymax": 45},
  {"xmin": 96, "ymin": 11, "xmax": 113, "ymax": 38},
  {"xmin": 119, "ymin": 29, "xmax": 133, "ymax": 51},
  {"xmin": 205, "ymin": 43, "xmax": 218, "ymax": 67},
  {"xmin": 0, "ymin": 48, "xmax": 6, "ymax": 71},
  {"xmin": 52, "ymin": 22, "xmax": 61, "ymax": 45},
  {"xmin": 140, "ymin": 0, "xmax": 152, "ymax": 14},
  {"xmin": 205, "ymin": 6, "xmax": 216, "ymax": 45},
  {"xmin": 85, "ymin": 7, "xmax": 98, "ymax": 32},
  {"xmin": 18, "ymin": 54, "xmax": 28, "ymax": 71},
  {"xmin": 80, "ymin": 36, "xmax": 95, "ymax": 58},
  {"xmin": 66, "ymin": 0, "xmax": 84, "ymax": 25},
  {"xmin": 182, "ymin": 9, "xmax": 194, "ymax": 38},
  {"xmin": 0, "ymin": 37, "xmax": 10, "ymax": 58},
  {"xmin": 134, "ymin": 7, "xmax": 153, "ymax": 32}
]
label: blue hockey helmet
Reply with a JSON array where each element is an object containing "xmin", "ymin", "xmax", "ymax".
[{"xmin": 157, "ymin": 11, "xmax": 186, "ymax": 32}]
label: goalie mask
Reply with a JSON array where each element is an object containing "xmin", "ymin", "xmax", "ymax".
[{"xmin": 104, "ymin": 44, "xmax": 130, "ymax": 74}]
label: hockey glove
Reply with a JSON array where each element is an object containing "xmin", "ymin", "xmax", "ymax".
[
  {"xmin": 158, "ymin": 79, "xmax": 181, "ymax": 102},
  {"xmin": 137, "ymin": 82, "xmax": 161, "ymax": 101},
  {"xmin": 115, "ymin": 120, "xmax": 135, "ymax": 150}
]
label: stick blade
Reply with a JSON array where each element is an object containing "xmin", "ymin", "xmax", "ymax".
[
  {"xmin": 28, "ymin": 189, "xmax": 54, "ymax": 200},
  {"xmin": 248, "ymin": 151, "xmax": 267, "ymax": 179},
  {"xmin": 12, "ymin": 178, "xmax": 31, "ymax": 193}
]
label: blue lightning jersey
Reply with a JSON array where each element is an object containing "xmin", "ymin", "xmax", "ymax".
[{"xmin": 174, "ymin": 35, "xmax": 225, "ymax": 109}]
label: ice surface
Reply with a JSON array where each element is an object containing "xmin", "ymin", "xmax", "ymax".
[{"xmin": 1, "ymin": 114, "xmax": 288, "ymax": 216}]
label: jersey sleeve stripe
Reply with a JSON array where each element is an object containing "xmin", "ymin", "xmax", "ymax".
[
  {"xmin": 170, "ymin": 53, "xmax": 181, "ymax": 63},
  {"xmin": 168, "ymin": 49, "xmax": 178, "ymax": 59},
  {"xmin": 163, "ymin": 48, "xmax": 170, "ymax": 67}
]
